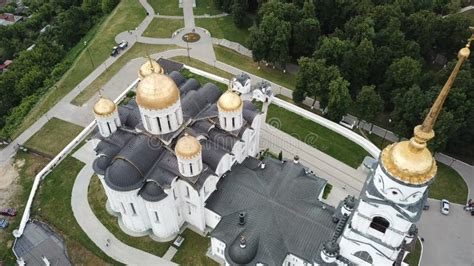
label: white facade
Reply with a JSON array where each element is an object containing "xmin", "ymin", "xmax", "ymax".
[
  {"xmin": 95, "ymin": 111, "xmax": 121, "ymax": 138},
  {"xmin": 139, "ymin": 100, "xmax": 184, "ymax": 135},
  {"xmin": 231, "ymin": 75, "xmax": 251, "ymax": 94},
  {"xmin": 219, "ymin": 108, "xmax": 243, "ymax": 132},
  {"xmin": 177, "ymin": 152, "xmax": 203, "ymax": 178}
]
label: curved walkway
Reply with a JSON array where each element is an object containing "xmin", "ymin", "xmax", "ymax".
[{"xmin": 71, "ymin": 142, "xmax": 176, "ymax": 265}]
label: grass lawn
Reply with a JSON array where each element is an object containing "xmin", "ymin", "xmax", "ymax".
[
  {"xmin": 34, "ymin": 156, "xmax": 117, "ymax": 265},
  {"xmin": 194, "ymin": 0, "xmax": 221, "ymax": 15},
  {"xmin": 172, "ymin": 229, "xmax": 218, "ymax": 265},
  {"xmin": 0, "ymin": 153, "xmax": 50, "ymax": 264},
  {"xmin": 429, "ymin": 163, "xmax": 468, "ymax": 204},
  {"xmin": 171, "ymin": 55, "xmax": 233, "ymax": 79},
  {"xmin": 88, "ymin": 175, "xmax": 170, "ymax": 256},
  {"xmin": 267, "ymin": 104, "xmax": 369, "ymax": 168},
  {"xmin": 196, "ymin": 16, "xmax": 249, "ymax": 45},
  {"xmin": 142, "ymin": 18, "xmax": 184, "ymax": 38},
  {"xmin": 404, "ymin": 239, "xmax": 421, "ymax": 266},
  {"xmin": 148, "ymin": 0, "xmax": 183, "ymax": 16},
  {"xmin": 12, "ymin": 0, "xmax": 146, "ymax": 139},
  {"xmin": 72, "ymin": 43, "xmax": 179, "ymax": 105},
  {"xmin": 23, "ymin": 118, "xmax": 83, "ymax": 157},
  {"xmin": 214, "ymin": 45, "xmax": 297, "ymax": 90}
]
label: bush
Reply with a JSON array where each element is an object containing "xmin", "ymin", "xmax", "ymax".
[
  {"xmin": 0, "ymin": 95, "xmax": 39, "ymax": 138},
  {"xmin": 101, "ymin": 0, "xmax": 120, "ymax": 14},
  {"xmin": 322, "ymin": 183, "xmax": 332, "ymax": 199}
]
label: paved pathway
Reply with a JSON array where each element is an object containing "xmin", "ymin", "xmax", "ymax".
[{"xmin": 72, "ymin": 142, "xmax": 176, "ymax": 265}]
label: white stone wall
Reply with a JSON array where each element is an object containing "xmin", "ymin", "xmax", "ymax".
[
  {"xmin": 107, "ymin": 188, "xmax": 151, "ymax": 234},
  {"xmin": 95, "ymin": 111, "xmax": 121, "ymax": 138},
  {"xmin": 373, "ymin": 165, "xmax": 428, "ymax": 205},
  {"xmin": 205, "ymin": 208, "xmax": 221, "ymax": 229},
  {"xmin": 144, "ymin": 192, "xmax": 181, "ymax": 239},
  {"xmin": 177, "ymin": 152, "xmax": 203, "ymax": 178},
  {"xmin": 211, "ymin": 237, "xmax": 227, "ymax": 261},
  {"xmin": 339, "ymin": 234, "xmax": 398, "ymax": 265},
  {"xmin": 219, "ymin": 109, "xmax": 243, "ymax": 132},
  {"xmin": 139, "ymin": 100, "xmax": 183, "ymax": 135}
]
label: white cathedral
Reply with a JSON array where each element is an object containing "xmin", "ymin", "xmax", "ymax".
[{"xmin": 90, "ymin": 40, "xmax": 469, "ymax": 265}]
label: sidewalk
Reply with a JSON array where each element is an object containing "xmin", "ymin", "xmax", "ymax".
[{"xmin": 72, "ymin": 142, "xmax": 176, "ymax": 265}]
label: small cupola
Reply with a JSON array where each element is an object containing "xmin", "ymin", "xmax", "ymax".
[
  {"xmin": 138, "ymin": 57, "xmax": 164, "ymax": 80},
  {"xmin": 136, "ymin": 73, "xmax": 183, "ymax": 135},
  {"xmin": 217, "ymin": 91, "xmax": 243, "ymax": 132},
  {"xmin": 175, "ymin": 134, "xmax": 203, "ymax": 177},
  {"xmin": 93, "ymin": 95, "xmax": 121, "ymax": 137},
  {"xmin": 321, "ymin": 240, "xmax": 339, "ymax": 263}
]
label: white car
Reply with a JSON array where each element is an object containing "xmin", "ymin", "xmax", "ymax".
[
  {"xmin": 440, "ymin": 199, "xmax": 450, "ymax": 215},
  {"xmin": 118, "ymin": 40, "xmax": 128, "ymax": 50}
]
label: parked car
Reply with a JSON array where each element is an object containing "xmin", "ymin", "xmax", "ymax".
[
  {"xmin": 0, "ymin": 208, "xmax": 17, "ymax": 216},
  {"xmin": 111, "ymin": 47, "xmax": 119, "ymax": 57},
  {"xmin": 118, "ymin": 40, "xmax": 128, "ymax": 50},
  {"xmin": 0, "ymin": 219, "xmax": 8, "ymax": 229},
  {"xmin": 440, "ymin": 199, "xmax": 450, "ymax": 215}
]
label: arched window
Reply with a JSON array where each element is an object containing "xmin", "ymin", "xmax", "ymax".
[
  {"xmin": 353, "ymin": 251, "xmax": 373, "ymax": 264},
  {"xmin": 370, "ymin": 216, "xmax": 390, "ymax": 233}
]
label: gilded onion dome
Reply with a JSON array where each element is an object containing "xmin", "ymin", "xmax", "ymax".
[
  {"xmin": 381, "ymin": 36, "xmax": 473, "ymax": 185},
  {"xmin": 136, "ymin": 73, "xmax": 180, "ymax": 110},
  {"xmin": 217, "ymin": 91, "xmax": 243, "ymax": 112},
  {"xmin": 93, "ymin": 96, "xmax": 116, "ymax": 117},
  {"xmin": 138, "ymin": 57, "xmax": 164, "ymax": 79},
  {"xmin": 175, "ymin": 134, "xmax": 201, "ymax": 159}
]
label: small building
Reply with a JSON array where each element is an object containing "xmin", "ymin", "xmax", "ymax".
[
  {"xmin": 252, "ymin": 80, "xmax": 273, "ymax": 103},
  {"xmin": 231, "ymin": 73, "xmax": 251, "ymax": 94},
  {"xmin": 0, "ymin": 13, "xmax": 23, "ymax": 26}
]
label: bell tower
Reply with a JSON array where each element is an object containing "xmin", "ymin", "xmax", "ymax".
[{"xmin": 336, "ymin": 30, "xmax": 474, "ymax": 266}]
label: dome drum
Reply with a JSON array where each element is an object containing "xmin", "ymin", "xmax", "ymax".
[{"xmin": 175, "ymin": 135, "xmax": 203, "ymax": 177}]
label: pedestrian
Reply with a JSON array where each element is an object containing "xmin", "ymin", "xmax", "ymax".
[
  {"xmin": 420, "ymin": 237, "xmax": 424, "ymax": 242},
  {"xmin": 106, "ymin": 238, "xmax": 110, "ymax": 247}
]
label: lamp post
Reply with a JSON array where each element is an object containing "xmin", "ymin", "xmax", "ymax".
[
  {"xmin": 380, "ymin": 118, "xmax": 392, "ymax": 148},
  {"xmin": 84, "ymin": 41, "xmax": 95, "ymax": 68}
]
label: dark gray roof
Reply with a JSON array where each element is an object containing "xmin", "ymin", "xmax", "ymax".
[
  {"xmin": 94, "ymin": 72, "xmax": 260, "ymax": 196},
  {"xmin": 140, "ymin": 181, "xmax": 167, "ymax": 202},
  {"xmin": 179, "ymin": 78, "xmax": 200, "ymax": 95},
  {"xmin": 235, "ymin": 73, "xmax": 250, "ymax": 86},
  {"xmin": 13, "ymin": 221, "xmax": 72, "ymax": 266},
  {"xmin": 208, "ymin": 127, "xmax": 239, "ymax": 152},
  {"xmin": 207, "ymin": 157, "xmax": 337, "ymax": 264},
  {"xmin": 169, "ymin": 71, "xmax": 186, "ymax": 86},
  {"xmin": 157, "ymin": 58, "xmax": 183, "ymax": 73}
]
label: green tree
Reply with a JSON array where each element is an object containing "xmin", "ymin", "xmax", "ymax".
[
  {"xmin": 343, "ymin": 15, "xmax": 375, "ymax": 43},
  {"xmin": 232, "ymin": 0, "xmax": 248, "ymax": 28},
  {"xmin": 291, "ymin": 18, "xmax": 320, "ymax": 58},
  {"xmin": 383, "ymin": 56, "xmax": 422, "ymax": 101},
  {"xmin": 294, "ymin": 57, "xmax": 341, "ymax": 109},
  {"xmin": 341, "ymin": 38, "xmax": 374, "ymax": 95},
  {"xmin": 354, "ymin": 85, "xmax": 383, "ymax": 126},
  {"xmin": 327, "ymin": 77, "xmax": 352, "ymax": 121},
  {"xmin": 101, "ymin": 0, "xmax": 119, "ymax": 14},
  {"xmin": 391, "ymin": 85, "xmax": 429, "ymax": 137},
  {"xmin": 404, "ymin": 10, "xmax": 438, "ymax": 60},
  {"xmin": 301, "ymin": 0, "xmax": 316, "ymax": 19}
]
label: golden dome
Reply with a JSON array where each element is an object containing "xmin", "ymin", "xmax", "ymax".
[
  {"xmin": 217, "ymin": 91, "xmax": 242, "ymax": 112},
  {"xmin": 138, "ymin": 58, "xmax": 164, "ymax": 79},
  {"xmin": 380, "ymin": 140, "xmax": 437, "ymax": 185},
  {"xmin": 136, "ymin": 73, "xmax": 180, "ymax": 110},
  {"xmin": 175, "ymin": 134, "xmax": 201, "ymax": 159},
  {"xmin": 93, "ymin": 96, "xmax": 116, "ymax": 116}
]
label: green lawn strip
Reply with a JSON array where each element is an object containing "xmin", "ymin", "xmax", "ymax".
[
  {"xmin": 179, "ymin": 68, "xmax": 228, "ymax": 92},
  {"xmin": 171, "ymin": 55, "xmax": 234, "ymax": 80},
  {"xmin": 142, "ymin": 18, "xmax": 184, "ymax": 38},
  {"xmin": 72, "ymin": 43, "xmax": 179, "ymax": 105},
  {"xmin": 34, "ymin": 156, "xmax": 118, "ymax": 264},
  {"xmin": 194, "ymin": 0, "xmax": 221, "ymax": 15},
  {"xmin": 196, "ymin": 16, "xmax": 249, "ymax": 45},
  {"xmin": 148, "ymin": 0, "xmax": 183, "ymax": 16},
  {"xmin": 267, "ymin": 104, "xmax": 369, "ymax": 168},
  {"xmin": 171, "ymin": 229, "xmax": 218, "ymax": 266},
  {"xmin": 404, "ymin": 239, "xmax": 421, "ymax": 266},
  {"xmin": 88, "ymin": 175, "xmax": 170, "ymax": 256},
  {"xmin": 0, "ymin": 153, "xmax": 50, "ymax": 264},
  {"xmin": 429, "ymin": 163, "xmax": 468, "ymax": 204},
  {"xmin": 214, "ymin": 45, "xmax": 297, "ymax": 90},
  {"xmin": 12, "ymin": 0, "xmax": 146, "ymax": 139},
  {"xmin": 23, "ymin": 118, "xmax": 83, "ymax": 157}
]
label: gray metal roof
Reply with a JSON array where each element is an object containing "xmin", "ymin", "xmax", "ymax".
[
  {"xmin": 13, "ymin": 221, "xmax": 72, "ymax": 266},
  {"xmin": 208, "ymin": 127, "xmax": 239, "ymax": 152},
  {"xmin": 140, "ymin": 181, "xmax": 167, "ymax": 202},
  {"xmin": 94, "ymin": 72, "xmax": 260, "ymax": 196},
  {"xmin": 235, "ymin": 73, "xmax": 250, "ymax": 86},
  {"xmin": 206, "ymin": 157, "xmax": 337, "ymax": 265},
  {"xmin": 157, "ymin": 59, "xmax": 184, "ymax": 74}
]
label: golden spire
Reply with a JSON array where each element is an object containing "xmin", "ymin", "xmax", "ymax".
[{"xmin": 380, "ymin": 28, "xmax": 473, "ymax": 185}]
